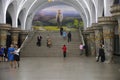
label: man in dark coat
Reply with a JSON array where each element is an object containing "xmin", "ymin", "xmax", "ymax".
[
  {"xmin": 67, "ymin": 31, "xmax": 72, "ymax": 42},
  {"xmin": 97, "ymin": 44, "xmax": 105, "ymax": 62},
  {"xmin": 37, "ymin": 35, "xmax": 42, "ymax": 47},
  {"xmin": 60, "ymin": 27, "xmax": 63, "ymax": 36}
]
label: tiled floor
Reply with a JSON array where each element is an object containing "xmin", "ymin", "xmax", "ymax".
[{"xmin": 0, "ymin": 57, "xmax": 120, "ymax": 80}]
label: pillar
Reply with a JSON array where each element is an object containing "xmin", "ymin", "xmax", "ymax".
[
  {"xmin": 98, "ymin": 17, "xmax": 117, "ymax": 63},
  {"xmin": 0, "ymin": 24, "xmax": 11, "ymax": 46},
  {"xmin": 84, "ymin": 27, "xmax": 96, "ymax": 56},
  {"xmin": 92, "ymin": 23, "xmax": 103, "ymax": 56},
  {"xmin": 111, "ymin": 4, "xmax": 120, "ymax": 56},
  {"xmin": 88, "ymin": 29, "xmax": 96, "ymax": 56},
  {"xmin": 83, "ymin": 31, "xmax": 89, "ymax": 56},
  {"xmin": 9, "ymin": 28, "xmax": 21, "ymax": 45}
]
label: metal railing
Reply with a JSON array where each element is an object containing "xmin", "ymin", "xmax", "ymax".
[
  {"xmin": 19, "ymin": 30, "xmax": 35, "ymax": 52},
  {"xmin": 79, "ymin": 27, "xmax": 85, "ymax": 45}
]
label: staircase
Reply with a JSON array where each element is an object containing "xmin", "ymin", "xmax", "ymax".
[{"xmin": 21, "ymin": 30, "xmax": 81, "ymax": 57}]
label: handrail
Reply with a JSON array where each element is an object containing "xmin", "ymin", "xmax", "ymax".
[
  {"xmin": 19, "ymin": 30, "xmax": 35, "ymax": 52},
  {"xmin": 79, "ymin": 27, "xmax": 85, "ymax": 45},
  {"xmin": 19, "ymin": 35, "xmax": 28, "ymax": 50}
]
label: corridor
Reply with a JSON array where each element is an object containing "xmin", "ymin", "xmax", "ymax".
[{"xmin": 0, "ymin": 57, "xmax": 120, "ymax": 80}]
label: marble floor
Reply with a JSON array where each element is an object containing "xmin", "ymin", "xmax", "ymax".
[{"xmin": 0, "ymin": 57, "xmax": 120, "ymax": 80}]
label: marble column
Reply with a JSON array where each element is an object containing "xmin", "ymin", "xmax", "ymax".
[
  {"xmin": 111, "ymin": 4, "xmax": 120, "ymax": 55},
  {"xmin": 20, "ymin": 30, "xmax": 28, "ymax": 44},
  {"xmin": 86, "ymin": 31, "xmax": 91, "ymax": 56},
  {"xmin": 88, "ymin": 29, "xmax": 96, "ymax": 56},
  {"xmin": 83, "ymin": 27, "xmax": 96, "ymax": 56},
  {"xmin": 9, "ymin": 28, "xmax": 21, "ymax": 45},
  {"xmin": 83, "ymin": 31, "xmax": 90, "ymax": 56},
  {"xmin": 98, "ymin": 17, "xmax": 117, "ymax": 63},
  {"xmin": 0, "ymin": 24, "xmax": 11, "ymax": 46},
  {"xmin": 92, "ymin": 23, "xmax": 103, "ymax": 56}
]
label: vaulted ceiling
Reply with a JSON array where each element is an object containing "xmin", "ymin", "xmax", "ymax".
[{"xmin": 0, "ymin": 0, "xmax": 113, "ymax": 30}]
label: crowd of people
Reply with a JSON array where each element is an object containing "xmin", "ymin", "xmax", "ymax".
[
  {"xmin": 79, "ymin": 42, "xmax": 106, "ymax": 63},
  {"xmin": 36, "ymin": 27, "xmax": 72, "ymax": 58},
  {"xmin": 0, "ymin": 44, "xmax": 20, "ymax": 68},
  {"xmin": 35, "ymin": 9, "xmax": 106, "ymax": 61}
]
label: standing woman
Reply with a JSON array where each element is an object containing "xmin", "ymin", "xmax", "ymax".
[
  {"xmin": 47, "ymin": 38, "xmax": 52, "ymax": 48},
  {"xmin": 62, "ymin": 45, "xmax": 67, "ymax": 58},
  {"xmin": 62, "ymin": 30, "xmax": 67, "ymax": 40},
  {"xmin": 13, "ymin": 45, "xmax": 20, "ymax": 68},
  {"xmin": 8, "ymin": 44, "xmax": 15, "ymax": 68}
]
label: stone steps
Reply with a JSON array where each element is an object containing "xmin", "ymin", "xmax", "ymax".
[{"xmin": 21, "ymin": 30, "xmax": 81, "ymax": 57}]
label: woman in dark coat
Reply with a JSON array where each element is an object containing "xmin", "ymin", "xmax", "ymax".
[{"xmin": 97, "ymin": 45, "xmax": 105, "ymax": 62}]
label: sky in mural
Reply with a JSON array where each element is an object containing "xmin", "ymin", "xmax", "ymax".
[{"xmin": 36, "ymin": 5, "xmax": 80, "ymax": 17}]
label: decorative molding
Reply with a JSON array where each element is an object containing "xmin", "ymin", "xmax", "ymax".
[
  {"xmin": 9, "ymin": 27, "xmax": 21, "ymax": 33},
  {"xmin": 0, "ymin": 24, "xmax": 11, "ymax": 30},
  {"xmin": 111, "ymin": 4, "xmax": 120, "ymax": 17},
  {"xmin": 98, "ymin": 17, "xmax": 117, "ymax": 25},
  {"xmin": 20, "ymin": 30, "xmax": 28, "ymax": 35},
  {"xmin": 91, "ymin": 23, "xmax": 102, "ymax": 30}
]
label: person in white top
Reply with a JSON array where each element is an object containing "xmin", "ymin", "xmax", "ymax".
[
  {"xmin": 13, "ymin": 45, "xmax": 20, "ymax": 68},
  {"xmin": 79, "ymin": 43, "xmax": 84, "ymax": 55}
]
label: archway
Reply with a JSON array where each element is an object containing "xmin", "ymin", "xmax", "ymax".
[
  {"xmin": 18, "ymin": 9, "xmax": 26, "ymax": 29},
  {"xmin": 25, "ymin": 0, "xmax": 91, "ymax": 30},
  {"xmin": 6, "ymin": 3, "xmax": 15, "ymax": 26},
  {"xmin": 6, "ymin": 11, "xmax": 12, "ymax": 26},
  {"xmin": 97, "ymin": 0, "xmax": 104, "ymax": 17},
  {"xmin": 0, "ymin": 0, "xmax": 3, "ymax": 23},
  {"xmin": 32, "ymin": 5, "xmax": 82, "ymax": 29}
]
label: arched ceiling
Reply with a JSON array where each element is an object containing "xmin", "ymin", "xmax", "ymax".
[
  {"xmin": 1, "ymin": 0, "xmax": 99, "ymax": 30},
  {"xmin": 23, "ymin": 0, "xmax": 95, "ymax": 30},
  {"xmin": 25, "ymin": 1, "xmax": 90, "ymax": 29},
  {"xmin": 26, "ymin": 0, "xmax": 91, "ymax": 26}
]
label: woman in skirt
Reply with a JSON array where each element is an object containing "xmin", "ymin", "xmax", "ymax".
[{"xmin": 13, "ymin": 45, "xmax": 20, "ymax": 68}]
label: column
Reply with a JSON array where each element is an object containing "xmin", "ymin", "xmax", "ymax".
[
  {"xmin": 9, "ymin": 28, "xmax": 21, "ymax": 45},
  {"xmin": 0, "ymin": 24, "xmax": 11, "ymax": 46},
  {"xmin": 92, "ymin": 23, "xmax": 103, "ymax": 56},
  {"xmin": 86, "ymin": 31, "xmax": 91, "ymax": 56},
  {"xmin": 88, "ymin": 29, "xmax": 96, "ymax": 56},
  {"xmin": 83, "ymin": 31, "xmax": 89, "ymax": 56},
  {"xmin": 98, "ymin": 17, "xmax": 117, "ymax": 63},
  {"xmin": 111, "ymin": 4, "xmax": 120, "ymax": 55}
]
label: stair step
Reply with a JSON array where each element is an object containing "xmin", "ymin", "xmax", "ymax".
[{"xmin": 21, "ymin": 30, "xmax": 82, "ymax": 57}]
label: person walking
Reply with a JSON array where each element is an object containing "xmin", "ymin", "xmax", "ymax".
[
  {"xmin": 37, "ymin": 34, "xmax": 42, "ymax": 47},
  {"xmin": 62, "ymin": 45, "xmax": 67, "ymax": 58},
  {"xmin": 8, "ymin": 44, "xmax": 15, "ymax": 68},
  {"xmin": 46, "ymin": 34, "xmax": 50, "ymax": 47},
  {"xmin": 13, "ymin": 45, "xmax": 20, "ymax": 68},
  {"xmin": 62, "ymin": 30, "xmax": 67, "ymax": 40},
  {"xmin": 60, "ymin": 27, "xmax": 63, "ymax": 36},
  {"xmin": 56, "ymin": 10, "xmax": 63, "ymax": 28},
  {"xmin": 47, "ymin": 38, "xmax": 52, "ymax": 48},
  {"xmin": 67, "ymin": 31, "xmax": 72, "ymax": 42},
  {"xmin": 79, "ymin": 43, "xmax": 84, "ymax": 55},
  {"xmin": 96, "ymin": 44, "xmax": 105, "ymax": 62}
]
